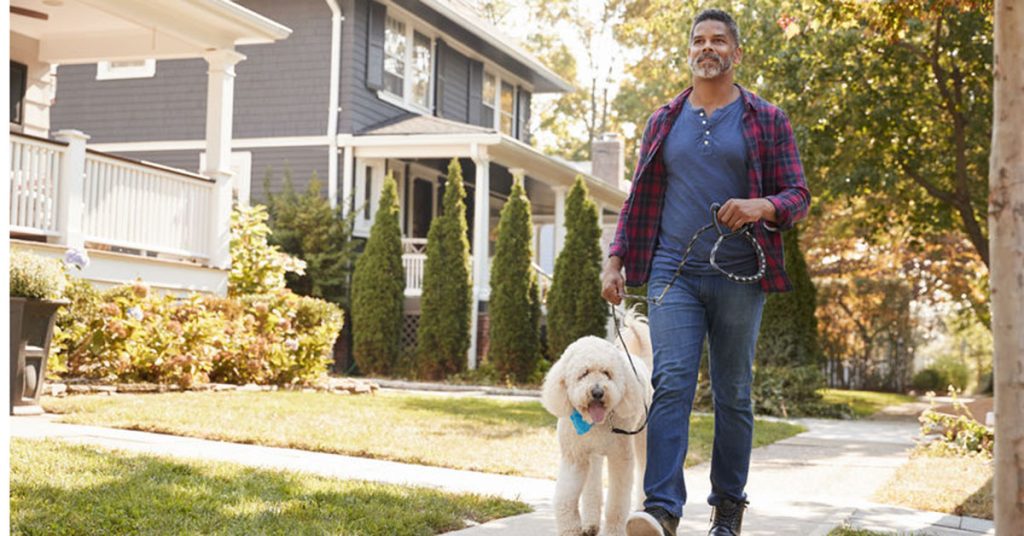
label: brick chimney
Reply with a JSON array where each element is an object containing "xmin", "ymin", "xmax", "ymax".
[{"xmin": 591, "ymin": 132, "xmax": 627, "ymax": 192}]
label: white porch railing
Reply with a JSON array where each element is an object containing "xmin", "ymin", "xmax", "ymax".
[
  {"xmin": 403, "ymin": 238, "xmax": 428, "ymax": 297},
  {"xmin": 9, "ymin": 130, "xmax": 219, "ymax": 262},
  {"xmin": 9, "ymin": 134, "xmax": 66, "ymax": 236},
  {"xmin": 83, "ymin": 151, "xmax": 214, "ymax": 258}
]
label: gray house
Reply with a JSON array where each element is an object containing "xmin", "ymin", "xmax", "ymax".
[{"xmin": 50, "ymin": 0, "xmax": 628, "ymax": 366}]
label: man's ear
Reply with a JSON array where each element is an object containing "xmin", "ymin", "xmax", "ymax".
[{"xmin": 733, "ymin": 46, "xmax": 743, "ymax": 66}]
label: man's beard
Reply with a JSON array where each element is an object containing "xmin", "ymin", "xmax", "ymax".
[{"xmin": 688, "ymin": 51, "xmax": 733, "ymax": 79}]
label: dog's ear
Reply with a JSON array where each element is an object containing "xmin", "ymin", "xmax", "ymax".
[
  {"xmin": 617, "ymin": 355, "xmax": 652, "ymax": 423},
  {"xmin": 541, "ymin": 352, "xmax": 573, "ymax": 417}
]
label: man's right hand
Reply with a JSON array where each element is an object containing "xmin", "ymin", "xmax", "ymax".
[{"xmin": 601, "ymin": 257, "xmax": 626, "ymax": 305}]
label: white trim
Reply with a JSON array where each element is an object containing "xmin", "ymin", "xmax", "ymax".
[
  {"xmin": 88, "ymin": 136, "xmax": 330, "ymax": 153},
  {"xmin": 325, "ymin": 0, "xmax": 343, "ymax": 208},
  {"xmin": 96, "ymin": 59, "xmax": 156, "ymax": 80},
  {"xmin": 376, "ymin": 90, "xmax": 432, "ymax": 116}
]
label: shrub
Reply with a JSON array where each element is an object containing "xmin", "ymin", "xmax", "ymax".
[
  {"xmin": 546, "ymin": 176, "xmax": 607, "ymax": 361},
  {"xmin": 488, "ymin": 175, "xmax": 542, "ymax": 383},
  {"xmin": 266, "ymin": 173, "xmax": 359, "ymax": 309},
  {"xmin": 54, "ymin": 281, "xmax": 343, "ymax": 387},
  {"xmin": 10, "ymin": 249, "xmax": 67, "ymax": 300},
  {"xmin": 757, "ymin": 226, "xmax": 822, "ymax": 367},
  {"xmin": 229, "ymin": 204, "xmax": 306, "ymax": 297},
  {"xmin": 351, "ymin": 173, "xmax": 405, "ymax": 376},
  {"xmin": 918, "ymin": 388, "xmax": 994, "ymax": 457},
  {"xmin": 911, "ymin": 367, "xmax": 946, "ymax": 392},
  {"xmin": 417, "ymin": 158, "xmax": 472, "ymax": 379},
  {"xmin": 752, "ymin": 365, "xmax": 850, "ymax": 418}
]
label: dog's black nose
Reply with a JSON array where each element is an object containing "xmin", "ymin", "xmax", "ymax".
[{"xmin": 591, "ymin": 386, "xmax": 604, "ymax": 400}]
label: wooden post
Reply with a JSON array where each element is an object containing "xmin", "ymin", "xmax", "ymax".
[{"xmin": 54, "ymin": 129, "xmax": 89, "ymax": 251}]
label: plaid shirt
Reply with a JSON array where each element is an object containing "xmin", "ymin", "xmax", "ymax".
[{"xmin": 609, "ymin": 85, "xmax": 810, "ymax": 293}]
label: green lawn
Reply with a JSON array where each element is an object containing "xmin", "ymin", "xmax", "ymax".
[
  {"xmin": 828, "ymin": 527, "xmax": 891, "ymax": 535},
  {"xmin": 42, "ymin": 390, "xmax": 805, "ymax": 479},
  {"xmin": 872, "ymin": 451, "xmax": 993, "ymax": 520},
  {"xmin": 10, "ymin": 438, "xmax": 530, "ymax": 536},
  {"xmin": 819, "ymin": 389, "xmax": 917, "ymax": 418}
]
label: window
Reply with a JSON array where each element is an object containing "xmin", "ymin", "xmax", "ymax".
[
  {"xmin": 96, "ymin": 59, "xmax": 156, "ymax": 80},
  {"xmin": 411, "ymin": 32, "xmax": 431, "ymax": 109},
  {"xmin": 482, "ymin": 72, "xmax": 496, "ymax": 113},
  {"xmin": 379, "ymin": 14, "xmax": 435, "ymax": 113},
  {"xmin": 363, "ymin": 166, "xmax": 373, "ymax": 220},
  {"xmin": 10, "ymin": 62, "xmax": 27, "ymax": 124},
  {"xmin": 500, "ymin": 82, "xmax": 516, "ymax": 136},
  {"xmin": 383, "ymin": 17, "xmax": 406, "ymax": 97}
]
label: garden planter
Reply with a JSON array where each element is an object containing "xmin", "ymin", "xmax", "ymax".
[{"xmin": 9, "ymin": 297, "xmax": 67, "ymax": 415}]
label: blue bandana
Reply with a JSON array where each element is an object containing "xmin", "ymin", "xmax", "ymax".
[{"xmin": 570, "ymin": 409, "xmax": 593, "ymax": 435}]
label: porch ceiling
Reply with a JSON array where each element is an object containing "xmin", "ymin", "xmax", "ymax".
[
  {"xmin": 11, "ymin": 0, "xmax": 291, "ymax": 64},
  {"xmin": 345, "ymin": 132, "xmax": 628, "ymax": 209}
]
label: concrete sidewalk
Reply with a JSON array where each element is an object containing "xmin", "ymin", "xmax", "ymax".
[{"xmin": 10, "ymin": 412, "xmax": 994, "ymax": 535}]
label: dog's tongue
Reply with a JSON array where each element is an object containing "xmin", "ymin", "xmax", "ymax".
[{"xmin": 588, "ymin": 402, "xmax": 606, "ymax": 424}]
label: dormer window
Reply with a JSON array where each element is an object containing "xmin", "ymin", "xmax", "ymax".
[
  {"xmin": 481, "ymin": 71, "xmax": 516, "ymax": 137},
  {"xmin": 383, "ymin": 17, "xmax": 406, "ymax": 97}
]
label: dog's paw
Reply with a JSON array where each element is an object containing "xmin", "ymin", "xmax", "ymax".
[{"xmin": 582, "ymin": 526, "xmax": 599, "ymax": 536}]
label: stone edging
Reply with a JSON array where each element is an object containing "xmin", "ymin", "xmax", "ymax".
[{"xmin": 46, "ymin": 377, "xmax": 380, "ymax": 397}]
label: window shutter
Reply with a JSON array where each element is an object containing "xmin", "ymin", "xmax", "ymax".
[
  {"xmin": 435, "ymin": 39, "xmax": 447, "ymax": 117},
  {"xmin": 365, "ymin": 1, "xmax": 386, "ymax": 91},
  {"xmin": 517, "ymin": 88, "xmax": 531, "ymax": 143},
  {"xmin": 467, "ymin": 60, "xmax": 483, "ymax": 126}
]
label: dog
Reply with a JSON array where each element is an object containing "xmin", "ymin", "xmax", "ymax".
[{"xmin": 541, "ymin": 307, "xmax": 654, "ymax": 536}]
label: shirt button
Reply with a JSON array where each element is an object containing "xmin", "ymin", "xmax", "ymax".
[
  {"xmin": 705, "ymin": 130, "xmax": 710, "ymax": 135},
  {"xmin": 704, "ymin": 140, "xmax": 709, "ymax": 145},
  {"xmin": 702, "ymin": 120, "xmax": 707, "ymax": 125}
]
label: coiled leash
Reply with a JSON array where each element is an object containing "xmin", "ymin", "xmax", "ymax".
[
  {"xmin": 639, "ymin": 202, "xmax": 766, "ymax": 307},
  {"xmin": 607, "ymin": 203, "xmax": 767, "ymax": 436}
]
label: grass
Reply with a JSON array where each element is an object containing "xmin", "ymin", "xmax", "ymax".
[
  {"xmin": 818, "ymin": 389, "xmax": 917, "ymax": 418},
  {"xmin": 10, "ymin": 438, "xmax": 530, "ymax": 536},
  {"xmin": 42, "ymin": 390, "xmax": 805, "ymax": 479},
  {"xmin": 872, "ymin": 451, "xmax": 993, "ymax": 520},
  {"xmin": 828, "ymin": 527, "xmax": 892, "ymax": 536}
]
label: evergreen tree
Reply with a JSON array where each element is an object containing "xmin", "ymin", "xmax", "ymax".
[
  {"xmin": 417, "ymin": 159, "xmax": 472, "ymax": 379},
  {"xmin": 266, "ymin": 172, "xmax": 358, "ymax": 309},
  {"xmin": 351, "ymin": 174, "xmax": 404, "ymax": 375},
  {"xmin": 757, "ymin": 225, "xmax": 823, "ymax": 367},
  {"xmin": 546, "ymin": 176, "xmax": 607, "ymax": 360},
  {"xmin": 488, "ymin": 175, "xmax": 541, "ymax": 382}
]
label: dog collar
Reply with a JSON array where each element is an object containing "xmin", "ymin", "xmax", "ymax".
[{"xmin": 570, "ymin": 409, "xmax": 592, "ymax": 435}]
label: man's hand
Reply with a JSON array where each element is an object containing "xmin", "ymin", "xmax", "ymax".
[
  {"xmin": 717, "ymin": 198, "xmax": 776, "ymax": 231},
  {"xmin": 601, "ymin": 257, "xmax": 626, "ymax": 305}
]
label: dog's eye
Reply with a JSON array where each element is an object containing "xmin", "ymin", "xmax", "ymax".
[{"xmin": 602, "ymin": 371, "xmax": 612, "ymax": 379}]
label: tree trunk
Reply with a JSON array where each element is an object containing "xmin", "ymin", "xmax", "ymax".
[{"xmin": 991, "ymin": 1, "xmax": 1024, "ymax": 532}]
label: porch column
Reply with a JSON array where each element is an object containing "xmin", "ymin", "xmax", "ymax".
[
  {"xmin": 202, "ymin": 48, "xmax": 246, "ymax": 269},
  {"xmin": 468, "ymin": 152, "xmax": 491, "ymax": 370},
  {"xmin": 54, "ymin": 130, "xmax": 89, "ymax": 251},
  {"xmin": 553, "ymin": 185, "xmax": 568, "ymax": 259}
]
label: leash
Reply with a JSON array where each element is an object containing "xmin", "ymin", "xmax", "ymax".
[
  {"xmin": 609, "ymin": 305, "xmax": 650, "ymax": 436},
  {"xmin": 627, "ymin": 203, "xmax": 766, "ymax": 307}
]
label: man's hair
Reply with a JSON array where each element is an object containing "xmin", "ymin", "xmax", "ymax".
[{"xmin": 690, "ymin": 9, "xmax": 741, "ymax": 46}]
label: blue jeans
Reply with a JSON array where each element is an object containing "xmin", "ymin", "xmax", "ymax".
[{"xmin": 643, "ymin": 264, "xmax": 766, "ymax": 518}]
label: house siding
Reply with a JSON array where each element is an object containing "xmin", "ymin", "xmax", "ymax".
[{"xmin": 51, "ymin": 0, "xmax": 333, "ymax": 143}]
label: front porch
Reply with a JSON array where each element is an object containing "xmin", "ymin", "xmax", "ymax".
[
  {"xmin": 338, "ymin": 115, "xmax": 628, "ymax": 365},
  {"xmin": 9, "ymin": 0, "xmax": 291, "ymax": 292}
]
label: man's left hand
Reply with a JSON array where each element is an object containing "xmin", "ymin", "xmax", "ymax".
[{"xmin": 718, "ymin": 198, "xmax": 776, "ymax": 231}]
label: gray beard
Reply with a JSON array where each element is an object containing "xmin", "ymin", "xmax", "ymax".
[{"xmin": 689, "ymin": 54, "xmax": 733, "ymax": 79}]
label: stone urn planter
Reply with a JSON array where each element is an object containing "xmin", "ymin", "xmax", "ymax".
[{"xmin": 9, "ymin": 297, "xmax": 67, "ymax": 415}]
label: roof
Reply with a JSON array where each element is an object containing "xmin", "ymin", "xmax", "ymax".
[
  {"xmin": 360, "ymin": 113, "xmax": 497, "ymax": 136},
  {"xmin": 417, "ymin": 0, "xmax": 573, "ymax": 93}
]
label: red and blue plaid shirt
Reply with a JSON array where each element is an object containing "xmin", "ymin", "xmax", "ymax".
[{"xmin": 610, "ymin": 85, "xmax": 810, "ymax": 293}]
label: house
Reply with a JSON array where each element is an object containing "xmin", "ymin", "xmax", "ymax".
[
  {"xmin": 47, "ymin": 0, "xmax": 629, "ymax": 366},
  {"xmin": 9, "ymin": 0, "xmax": 291, "ymax": 294}
]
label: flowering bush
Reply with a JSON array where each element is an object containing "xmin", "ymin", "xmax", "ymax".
[
  {"xmin": 53, "ymin": 281, "xmax": 343, "ymax": 387},
  {"xmin": 229, "ymin": 204, "xmax": 306, "ymax": 296},
  {"xmin": 918, "ymin": 387, "xmax": 994, "ymax": 457},
  {"xmin": 10, "ymin": 249, "xmax": 68, "ymax": 300}
]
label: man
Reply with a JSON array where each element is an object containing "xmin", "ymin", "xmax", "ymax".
[{"xmin": 603, "ymin": 9, "xmax": 810, "ymax": 536}]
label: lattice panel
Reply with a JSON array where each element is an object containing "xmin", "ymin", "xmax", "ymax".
[{"xmin": 401, "ymin": 314, "xmax": 420, "ymax": 354}]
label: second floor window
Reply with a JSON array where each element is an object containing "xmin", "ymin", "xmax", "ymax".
[
  {"xmin": 411, "ymin": 32, "xmax": 431, "ymax": 109},
  {"xmin": 384, "ymin": 17, "xmax": 406, "ymax": 97},
  {"xmin": 500, "ymin": 82, "xmax": 515, "ymax": 137}
]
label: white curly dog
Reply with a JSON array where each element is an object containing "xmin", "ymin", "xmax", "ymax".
[{"xmin": 541, "ymin": 308, "xmax": 654, "ymax": 536}]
